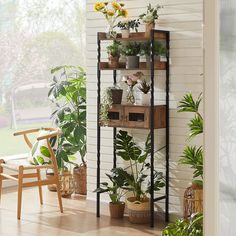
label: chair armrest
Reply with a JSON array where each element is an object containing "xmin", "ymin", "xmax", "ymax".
[
  {"xmin": 14, "ymin": 128, "xmax": 40, "ymax": 136},
  {"xmin": 37, "ymin": 129, "xmax": 61, "ymax": 141}
]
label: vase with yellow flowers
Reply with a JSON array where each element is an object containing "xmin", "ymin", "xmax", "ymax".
[{"xmin": 94, "ymin": 1, "xmax": 128, "ymax": 39}]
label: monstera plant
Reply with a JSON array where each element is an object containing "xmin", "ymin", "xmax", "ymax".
[{"xmin": 48, "ymin": 65, "xmax": 87, "ymax": 194}]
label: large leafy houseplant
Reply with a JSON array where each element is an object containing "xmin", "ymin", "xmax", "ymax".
[
  {"xmin": 114, "ymin": 130, "xmax": 165, "ymax": 201},
  {"xmin": 178, "ymin": 93, "xmax": 203, "ymax": 186},
  {"xmin": 48, "ymin": 65, "xmax": 86, "ymax": 171}
]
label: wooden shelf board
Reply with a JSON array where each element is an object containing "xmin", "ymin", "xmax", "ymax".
[
  {"xmin": 99, "ymin": 62, "xmax": 166, "ymax": 71},
  {"xmin": 98, "ymin": 32, "xmax": 167, "ymax": 41}
]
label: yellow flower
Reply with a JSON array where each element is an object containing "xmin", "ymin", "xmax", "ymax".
[
  {"xmin": 120, "ymin": 8, "xmax": 128, "ymax": 17},
  {"xmin": 112, "ymin": 2, "xmax": 121, "ymax": 10},
  {"xmin": 94, "ymin": 2, "xmax": 105, "ymax": 11},
  {"xmin": 107, "ymin": 10, "xmax": 115, "ymax": 16}
]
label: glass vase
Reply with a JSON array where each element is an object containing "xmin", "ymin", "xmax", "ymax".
[
  {"xmin": 126, "ymin": 86, "xmax": 135, "ymax": 105},
  {"xmin": 106, "ymin": 19, "xmax": 117, "ymax": 39}
]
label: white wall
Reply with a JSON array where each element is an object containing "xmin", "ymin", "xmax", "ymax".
[{"xmin": 86, "ymin": 0, "xmax": 203, "ymax": 218}]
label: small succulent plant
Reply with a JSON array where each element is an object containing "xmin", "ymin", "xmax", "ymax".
[{"xmin": 138, "ymin": 80, "xmax": 151, "ymax": 94}]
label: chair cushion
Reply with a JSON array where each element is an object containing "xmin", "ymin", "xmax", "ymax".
[
  {"xmin": 28, "ymin": 130, "xmax": 58, "ymax": 165},
  {"xmin": 1, "ymin": 153, "xmax": 31, "ymax": 169}
]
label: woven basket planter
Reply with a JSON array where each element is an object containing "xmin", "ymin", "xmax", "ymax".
[
  {"xmin": 73, "ymin": 164, "xmax": 87, "ymax": 195},
  {"xmin": 184, "ymin": 184, "xmax": 203, "ymax": 219},
  {"xmin": 46, "ymin": 170, "xmax": 74, "ymax": 198},
  {"xmin": 126, "ymin": 197, "xmax": 150, "ymax": 224}
]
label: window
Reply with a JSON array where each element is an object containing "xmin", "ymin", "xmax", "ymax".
[{"xmin": 0, "ymin": 0, "xmax": 86, "ymax": 155}]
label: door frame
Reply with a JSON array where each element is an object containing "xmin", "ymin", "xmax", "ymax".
[{"xmin": 204, "ymin": 0, "xmax": 219, "ymax": 235}]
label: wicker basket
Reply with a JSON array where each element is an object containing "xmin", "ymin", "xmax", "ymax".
[
  {"xmin": 73, "ymin": 164, "xmax": 87, "ymax": 195},
  {"xmin": 46, "ymin": 170, "xmax": 74, "ymax": 198},
  {"xmin": 184, "ymin": 184, "xmax": 203, "ymax": 219},
  {"xmin": 126, "ymin": 197, "xmax": 150, "ymax": 224}
]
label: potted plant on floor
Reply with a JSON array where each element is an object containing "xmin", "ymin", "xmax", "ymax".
[
  {"xmin": 107, "ymin": 41, "xmax": 121, "ymax": 68},
  {"xmin": 138, "ymin": 80, "xmax": 151, "ymax": 105},
  {"xmin": 178, "ymin": 93, "xmax": 203, "ymax": 218},
  {"xmin": 113, "ymin": 130, "xmax": 165, "ymax": 224},
  {"xmin": 117, "ymin": 19, "xmax": 140, "ymax": 38},
  {"xmin": 121, "ymin": 42, "xmax": 141, "ymax": 69},
  {"xmin": 100, "ymin": 84, "xmax": 123, "ymax": 126},
  {"xmin": 94, "ymin": 168, "xmax": 130, "ymax": 218},
  {"xmin": 48, "ymin": 65, "xmax": 87, "ymax": 196},
  {"xmin": 139, "ymin": 4, "xmax": 162, "ymax": 37}
]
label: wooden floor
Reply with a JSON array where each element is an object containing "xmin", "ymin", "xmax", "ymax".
[{"xmin": 0, "ymin": 187, "xmax": 165, "ymax": 236}]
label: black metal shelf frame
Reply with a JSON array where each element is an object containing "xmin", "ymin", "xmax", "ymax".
[{"xmin": 96, "ymin": 29, "xmax": 170, "ymax": 227}]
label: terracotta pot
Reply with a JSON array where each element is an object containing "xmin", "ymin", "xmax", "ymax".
[
  {"xmin": 126, "ymin": 56, "xmax": 140, "ymax": 69},
  {"xmin": 145, "ymin": 22, "xmax": 155, "ymax": 38},
  {"xmin": 111, "ymin": 89, "xmax": 123, "ymax": 104},
  {"xmin": 109, "ymin": 202, "xmax": 125, "ymax": 218},
  {"xmin": 121, "ymin": 29, "xmax": 130, "ymax": 38},
  {"xmin": 73, "ymin": 164, "xmax": 87, "ymax": 195},
  {"xmin": 126, "ymin": 197, "xmax": 150, "ymax": 224},
  {"xmin": 108, "ymin": 55, "xmax": 119, "ymax": 68}
]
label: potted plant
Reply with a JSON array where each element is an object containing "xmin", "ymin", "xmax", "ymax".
[
  {"xmin": 113, "ymin": 130, "xmax": 165, "ymax": 224},
  {"xmin": 139, "ymin": 4, "xmax": 162, "ymax": 37},
  {"xmin": 94, "ymin": 1, "xmax": 128, "ymax": 39},
  {"xmin": 48, "ymin": 65, "xmax": 87, "ymax": 196},
  {"xmin": 138, "ymin": 80, "xmax": 151, "ymax": 105},
  {"xmin": 140, "ymin": 41, "xmax": 167, "ymax": 67},
  {"xmin": 178, "ymin": 93, "xmax": 203, "ymax": 217},
  {"xmin": 122, "ymin": 72, "xmax": 144, "ymax": 104},
  {"xmin": 107, "ymin": 41, "xmax": 121, "ymax": 68},
  {"xmin": 100, "ymin": 84, "xmax": 123, "ymax": 126},
  {"xmin": 163, "ymin": 213, "xmax": 203, "ymax": 236},
  {"xmin": 117, "ymin": 19, "xmax": 140, "ymax": 38},
  {"xmin": 121, "ymin": 42, "xmax": 141, "ymax": 69},
  {"xmin": 94, "ymin": 168, "xmax": 129, "ymax": 218}
]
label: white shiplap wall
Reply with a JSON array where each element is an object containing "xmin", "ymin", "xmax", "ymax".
[{"xmin": 86, "ymin": 0, "xmax": 203, "ymax": 218}]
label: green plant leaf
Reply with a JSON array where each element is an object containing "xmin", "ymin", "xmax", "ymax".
[
  {"xmin": 40, "ymin": 146, "xmax": 51, "ymax": 158},
  {"xmin": 31, "ymin": 141, "xmax": 39, "ymax": 156}
]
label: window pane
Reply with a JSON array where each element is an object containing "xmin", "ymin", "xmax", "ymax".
[{"xmin": 0, "ymin": 0, "xmax": 85, "ymax": 155}]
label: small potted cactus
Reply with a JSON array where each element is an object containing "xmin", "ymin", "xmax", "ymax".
[{"xmin": 138, "ymin": 80, "xmax": 151, "ymax": 105}]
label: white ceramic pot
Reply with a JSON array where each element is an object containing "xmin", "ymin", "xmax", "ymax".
[
  {"xmin": 121, "ymin": 29, "xmax": 130, "ymax": 38},
  {"xmin": 140, "ymin": 93, "xmax": 151, "ymax": 105}
]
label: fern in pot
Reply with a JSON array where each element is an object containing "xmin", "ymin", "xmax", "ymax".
[
  {"xmin": 121, "ymin": 42, "xmax": 141, "ymax": 69},
  {"xmin": 138, "ymin": 80, "xmax": 151, "ymax": 105},
  {"xmin": 113, "ymin": 130, "xmax": 165, "ymax": 224},
  {"xmin": 94, "ymin": 168, "xmax": 129, "ymax": 218},
  {"xmin": 117, "ymin": 18, "xmax": 140, "ymax": 38}
]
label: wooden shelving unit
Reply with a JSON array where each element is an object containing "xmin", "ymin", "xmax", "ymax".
[
  {"xmin": 99, "ymin": 62, "xmax": 166, "ymax": 70},
  {"xmin": 96, "ymin": 30, "xmax": 170, "ymax": 227}
]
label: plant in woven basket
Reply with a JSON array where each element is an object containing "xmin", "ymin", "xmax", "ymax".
[
  {"xmin": 178, "ymin": 93, "xmax": 203, "ymax": 186},
  {"xmin": 113, "ymin": 130, "xmax": 165, "ymax": 223},
  {"xmin": 162, "ymin": 213, "xmax": 203, "ymax": 236}
]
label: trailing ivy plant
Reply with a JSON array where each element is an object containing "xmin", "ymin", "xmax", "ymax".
[
  {"xmin": 48, "ymin": 65, "xmax": 86, "ymax": 170},
  {"xmin": 178, "ymin": 93, "xmax": 203, "ymax": 186},
  {"xmin": 162, "ymin": 213, "xmax": 203, "ymax": 236}
]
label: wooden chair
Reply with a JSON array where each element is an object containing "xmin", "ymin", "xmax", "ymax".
[{"xmin": 0, "ymin": 128, "xmax": 63, "ymax": 219}]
